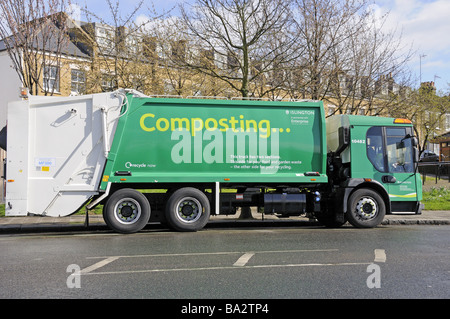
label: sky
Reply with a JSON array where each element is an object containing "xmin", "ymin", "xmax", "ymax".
[
  {"xmin": 73, "ymin": 0, "xmax": 450, "ymax": 94},
  {"xmin": 371, "ymin": 0, "xmax": 450, "ymax": 93}
]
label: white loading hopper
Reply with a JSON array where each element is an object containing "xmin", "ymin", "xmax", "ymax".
[{"xmin": 5, "ymin": 91, "xmax": 124, "ymax": 217}]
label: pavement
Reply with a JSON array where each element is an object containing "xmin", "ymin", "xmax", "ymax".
[{"xmin": 0, "ymin": 210, "xmax": 449, "ymax": 234}]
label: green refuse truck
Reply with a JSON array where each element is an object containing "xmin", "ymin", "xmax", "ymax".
[{"xmin": 1, "ymin": 89, "xmax": 423, "ymax": 233}]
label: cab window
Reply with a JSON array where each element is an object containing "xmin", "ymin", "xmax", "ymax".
[
  {"xmin": 367, "ymin": 127, "xmax": 385, "ymax": 172},
  {"xmin": 366, "ymin": 126, "xmax": 414, "ymax": 173}
]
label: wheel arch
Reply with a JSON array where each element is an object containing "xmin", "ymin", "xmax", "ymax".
[{"xmin": 342, "ymin": 179, "xmax": 391, "ymax": 215}]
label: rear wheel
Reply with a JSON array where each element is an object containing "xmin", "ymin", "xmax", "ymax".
[
  {"xmin": 166, "ymin": 188, "xmax": 210, "ymax": 232},
  {"xmin": 347, "ymin": 189, "xmax": 385, "ymax": 228},
  {"xmin": 103, "ymin": 189, "xmax": 151, "ymax": 233}
]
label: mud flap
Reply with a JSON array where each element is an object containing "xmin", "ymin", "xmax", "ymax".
[{"xmin": 335, "ymin": 210, "xmax": 346, "ymax": 223}]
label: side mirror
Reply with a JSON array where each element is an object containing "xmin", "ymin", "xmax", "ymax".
[
  {"xmin": 401, "ymin": 134, "xmax": 418, "ymax": 147},
  {"xmin": 413, "ymin": 148, "xmax": 420, "ymax": 173},
  {"xmin": 414, "ymin": 148, "xmax": 419, "ymax": 162}
]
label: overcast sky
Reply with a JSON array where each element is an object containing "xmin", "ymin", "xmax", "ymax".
[{"xmin": 74, "ymin": 0, "xmax": 450, "ymax": 93}]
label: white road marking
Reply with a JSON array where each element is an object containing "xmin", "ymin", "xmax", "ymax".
[
  {"xmin": 374, "ymin": 249, "xmax": 386, "ymax": 263},
  {"xmin": 80, "ymin": 257, "xmax": 120, "ymax": 274},
  {"xmin": 80, "ymin": 249, "xmax": 349, "ymax": 276},
  {"xmin": 233, "ymin": 253, "xmax": 255, "ymax": 267},
  {"xmin": 81, "ymin": 262, "xmax": 371, "ymax": 276},
  {"xmin": 86, "ymin": 249, "xmax": 338, "ymax": 260}
]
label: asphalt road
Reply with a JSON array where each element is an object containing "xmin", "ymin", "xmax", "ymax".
[{"xmin": 0, "ymin": 224, "xmax": 448, "ymax": 302}]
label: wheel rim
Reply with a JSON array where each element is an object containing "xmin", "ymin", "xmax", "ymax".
[
  {"xmin": 113, "ymin": 198, "xmax": 142, "ymax": 225},
  {"xmin": 355, "ymin": 197, "xmax": 378, "ymax": 220},
  {"xmin": 175, "ymin": 197, "xmax": 203, "ymax": 224}
]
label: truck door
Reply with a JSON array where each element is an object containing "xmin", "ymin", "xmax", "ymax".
[
  {"xmin": 384, "ymin": 127, "xmax": 419, "ymax": 208},
  {"xmin": 366, "ymin": 126, "xmax": 419, "ymax": 212}
]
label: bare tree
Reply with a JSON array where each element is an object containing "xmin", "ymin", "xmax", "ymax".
[
  {"xmin": 325, "ymin": 5, "xmax": 414, "ymax": 116},
  {"xmin": 0, "ymin": 0, "xmax": 72, "ymax": 95},
  {"xmin": 390, "ymin": 85, "xmax": 450, "ymax": 155},
  {"xmin": 175, "ymin": 0, "xmax": 300, "ymax": 98},
  {"xmin": 288, "ymin": 0, "xmax": 414, "ymax": 117},
  {"xmin": 288, "ymin": 0, "xmax": 374, "ymax": 101},
  {"xmin": 145, "ymin": 16, "xmax": 229, "ymax": 97},
  {"xmin": 79, "ymin": 0, "xmax": 165, "ymax": 94}
]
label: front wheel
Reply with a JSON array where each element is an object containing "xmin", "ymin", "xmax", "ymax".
[
  {"xmin": 166, "ymin": 188, "xmax": 210, "ymax": 232},
  {"xmin": 103, "ymin": 189, "xmax": 151, "ymax": 233},
  {"xmin": 346, "ymin": 189, "xmax": 385, "ymax": 228}
]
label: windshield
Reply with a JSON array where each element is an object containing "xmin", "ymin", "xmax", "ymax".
[{"xmin": 386, "ymin": 128, "xmax": 414, "ymax": 173}]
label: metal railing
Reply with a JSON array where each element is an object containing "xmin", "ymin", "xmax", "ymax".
[{"xmin": 418, "ymin": 162, "xmax": 450, "ymax": 184}]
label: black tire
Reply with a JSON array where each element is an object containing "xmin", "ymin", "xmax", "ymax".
[
  {"xmin": 165, "ymin": 187, "xmax": 210, "ymax": 232},
  {"xmin": 103, "ymin": 188, "xmax": 151, "ymax": 234},
  {"xmin": 346, "ymin": 189, "xmax": 385, "ymax": 228}
]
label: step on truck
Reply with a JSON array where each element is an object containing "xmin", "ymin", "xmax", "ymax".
[{"xmin": 0, "ymin": 89, "xmax": 423, "ymax": 233}]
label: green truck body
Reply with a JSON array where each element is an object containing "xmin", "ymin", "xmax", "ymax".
[{"xmin": 101, "ymin": 96, "xmax": 327, "ymax": 187}]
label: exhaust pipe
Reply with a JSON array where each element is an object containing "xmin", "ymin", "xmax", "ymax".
[{"xmin": 0, "ymin": 126, "xmax": 6, "ymax": 150}]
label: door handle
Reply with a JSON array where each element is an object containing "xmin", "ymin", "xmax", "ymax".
[{"xmin": 382, "ymin": 175, "xmax": 397, "ymax": 183}]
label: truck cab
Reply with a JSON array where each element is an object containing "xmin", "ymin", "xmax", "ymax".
[{"xmin": 326, "ymin": 115, "xmax": 423, "ymax": 227}]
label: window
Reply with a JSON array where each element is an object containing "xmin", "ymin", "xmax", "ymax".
[
  {"xmin": 43, "ymin": 66, "xmax": 59, "ymax": 92},
  {"xmin": 71, "ymin": 69, "xmax": 85, "ymax": 94},
  {"xmin": 366, "ymin": 126, "xmax": 414, "ymax": 173},
  {"xmin": 101, "ymin": 74, "xmax": 117, "ymax": 92},
  {"xmin": 367, "ymin": 127, "xmax": 385, "ymax": 172},
  {"xmin": 97, "ymin": 26, "xmax": 115, "ymax": 54},
  {"xmin": 386, "ymin": 128, "xmax": 414, "ymax": 173}
]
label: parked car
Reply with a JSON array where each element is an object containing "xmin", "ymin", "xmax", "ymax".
[{"xmin": 420, "ymin": 150, "xmax": 439, "ymax": 162}]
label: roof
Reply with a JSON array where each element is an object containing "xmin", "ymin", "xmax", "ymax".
[
  {"xmin": 0, "ymin": 14, "xmax": 91, "ymax": 59},
  {"xmin": 128, "ymin": 95, "xmax": 325, "ymax": 109},
  {"xmin": 431, "ymin": 131, "xmax": 450, "ymax": 143},
  {"xmin": 438, "ymin": 131, "xmax": 450, "ymax": 138}
]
